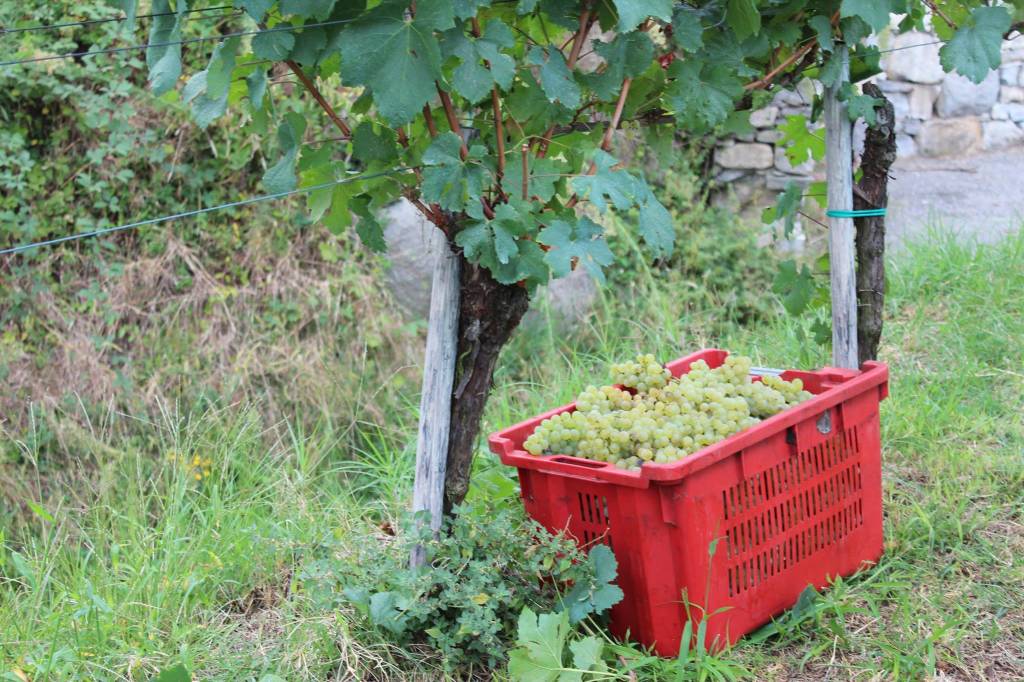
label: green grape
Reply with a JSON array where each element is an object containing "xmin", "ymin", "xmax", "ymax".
[{"xmin": 524, "ymin": 353, "xmax": 815, "ymax": 467}]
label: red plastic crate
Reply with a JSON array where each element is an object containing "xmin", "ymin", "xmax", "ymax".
[{"xmin": 489, "ymin": 349, "xmax": 889, "ymax": 655}]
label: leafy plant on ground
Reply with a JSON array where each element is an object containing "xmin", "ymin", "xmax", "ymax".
[{"xmin": 302, "ymin": 501, "xmax": 621, "ymax": 670}]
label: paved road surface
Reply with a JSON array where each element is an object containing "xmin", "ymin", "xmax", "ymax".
[{"xmin": 886, "ymin": 148, "xmax": 1024, "ymax": 246}]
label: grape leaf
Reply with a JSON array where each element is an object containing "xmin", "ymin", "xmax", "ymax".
[
  {"xmin": 636, "ymin": 182, "xmax": 675, "ymax": 259},
  {"xmin": 252, "ymin": 27, "xmax": 296, "ymax": 61},
  {"xmin": 235, "ymin": 0, "xmax": 273, "ymax": 21},
  {"xmin": 778, "ymin": 114, "xmax": 825, "ymax": 167},
  {"xmin": 845, "ymin": 89, "xmax": 881, "ymax": 125},
  {"xmin": 939, "ymin": 6, "xmax": 1011, "ymax": 84},
  {"xmin": 263, "ymin": 113, "xmax": 306, "ymax": 194},
  {"xmin": 117, "ymin": 0, "xmax": 137, "ymax": 27},
  {"xmin": 289, "ymin": 27, "xmax": 328, "ymax": 65},
  {"xmin": 443, "ymin": 19, "xmax": 515, "ymax": 103},
  {"xmin": 839, "ymin": 0, "xmax": 894, "ymax": 32},
  {"xmin": 761, "ymin": 180, "xmax": 802, "ymax": 237},
  {"xmin": 584, "ymin": 32, "xmax": 654, "ymax": 100},
  {"xmin": 421, "ymin": 132, "xmax": 486, "ymax": 212},
  {"xmin": 181, "ymin": 38, "xmax": 239, "ymax": 128},
  {"xmin": 528, "ymin": 46, "xmax": 582, "ymax": 109},
  {"xmin": 340, "ymin": 5, "xmax": 445, "ymax": 124},
  {"xmin": 612, "ymin": 0, "xmax": 672, "ymax": 32},
  {"xmin": 146, "ymin": 0, "xmax": 186, "ymax": 96},
  {"xmin": 246, "ymin": 67, "xmax": 268, "ymax": 110},
  {"xmin": 281, "ymin": 0, "xmax": 336, "ymax": 20},
  {"xmin": 569, "ymin": 637, "xmax": 606, "ymax": 675},
  {"xmin": 501, "ymin": 156, "xmax": 565, "ymax": 203},
  {"xmin": 572, "ymin": 150, "xmax": 637, "ymax": 213},
  {"xmin": 352, "ymin": 122, "xmax": 399, "ymax": 166},
  {"xmin": 558, "ymin": 544, "xmax": 624, "ymax": 623},
  {"xmin": 537, "ymin": 217, "xmax": 613, "ymax": 285},
  {"xmin": 726, "ymin": 0, "xmax": 760, "ymax": 40},
  {"xmin": 205, "ymin": 37, "xmax": 239, "ymax": 101},
  {"xmin": 671, "ymin": 5, "xmax": 704, "ymax": 51},
  {"xmin": 664, "ymin": 59, "xmax": 743, "ymax": 130},
  {"xmin": 773, "ymin": 259, "xmax": 815, "ymax": 316},
  {"xmin": 508, "ymin": 608, "xmax": 570, "ymax": 682},
  {"xmin": 808, "ymin": 15, "xmax": 834, "ymax": 52},
  {"xmin": 350, "ymin": 195, "xmax": 388, "ymax": 253},
  {"xmin": 453, "ymin": 0, "xmax": 492, "ymax": 20}
]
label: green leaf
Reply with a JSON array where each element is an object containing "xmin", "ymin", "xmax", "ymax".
[
  {"xmin": 205, "ymin": 37, "xmax": 240, "ymax": 101},
  {"xmin": 664, "ymin": 59, "xmax": 743, "ymax": 130},
  {"xmin": 778, "ymin": 114, "xmax": 825, "ymax": 167},
  {"xmin": 443, "ymin": 19, "xmax": 516, "ymax": 102},
  {"xmin": 117, "ymin": 0, "xmax": 137, "ymax": 27},
  {"xmin": 323, "ymin": 182, "xmax": 357, "ymax": 234},
  {"xmin": 612, "ymin": 0, "xmax": 672, "ymax": 32},
  {"xmin": 939, "ymin": 6, "xmax": 1011, "ymax": 84},
  {"xmin": 501, "ymin": 156, "xmax": 564, "ymax": 203},
  {"xmin": 528, "ymin": 46, "xmax": 582, "ymax": 109},
  {"xmin": 808, "ymin": 15, "xmax": 834, "ymax": 52},
  {"xmin": 263, "ymin": 113, "xmax": 306, "ymax": 194},
  {"xmin": 350, "ymin": 195, "xmax": 388, "ymax": 252},
  {"xmin": 726, "ymin": 0, "xmax": 760, "ymax": 40},
  {"xmin": 340, "ymin": 6, "xmax": 444, "ymax": 124},
  {"xmin": 421, "ymin": 132, "xmax": 485, "ymax": 212},
  {"xmin": 571, "ymin": 150, "xmax": 636, "ymax": 213},
  {"xmin": 839, "ymin": 0, "xmax": 892, "ymax": 33},
  {"xmin": 146, "ymin": 0, "xmax": 186, "ymax": 96},
  {"xmin": 635, "ymin": 182, "xmax": 675, "ymax": 259},
  {"xmin": 289, "ymin": 27, "xmax": 328, "ymax": 65},
  {"xmin": 537, "ymin": 217, "xmax": 613, "ymax": 285},
  {"xmin": 181, "ymin": 35, "xmax": 238, "ymax": 130},
  {"xmin": 761, "ymin": 180, "xmax": 802, "ymax": 237},
  {"xmin": 367, "ymin": 591, "xmax": 409, "ymax": 634},
  {"xmin": 568, "ymin": 637, "xmax": 606, "ymax": 673},
  {"xmin": 236, "ymin": 0, "xmax": 273, "ymax": 21},
  {"xmin": 671, "ymin": 5, "xmax": 704, "ymax": 51},
  {"xmin": 246, "ymin": 68, "xmax": 268, "ymax": 110},
  {"xmin": 454, "ymin": 0, "xmax": 492, "ymax": 20},
  {"xmin": 352, "ymin": 122, "xmax": 399, "ymax": 165},
  {"xmin": 584, "ymin": 32, "xmax": 654, "ymax": 100},
  {"xmin": 845, "ymin": 89, "xmax": 881, "ymax": 125},
  {"xmin": 281, "ymin": 0, "xmax": 336, "ymax": 20},
  {"xmin": 153, "ymin": 664, "xmax": 191, "ymax": 682},
  {"xmin": 773, "ymin": 259, "xmax": 815, "ymax": 316},
  {"xmin": 508, "ymin": 607, "xmax": 570, "ymax": 682},
  {"xmin": 252, "ymin": 27, "xmax": 296, "ymax": 61}
]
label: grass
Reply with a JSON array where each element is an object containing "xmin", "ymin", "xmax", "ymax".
[{"xmin": 2, "ymin": 228, "xmax": 1023, "ymax": 680}]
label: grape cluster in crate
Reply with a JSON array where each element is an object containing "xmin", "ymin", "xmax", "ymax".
[{"xmin": 523, "ymin": 354, "xmax": 813, "ymax": 469}]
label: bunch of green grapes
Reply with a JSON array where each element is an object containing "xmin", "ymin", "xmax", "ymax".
[
  {"xmin": 610, "ymin": 353, "xmax": 671, "ymax": 392},
  {"xmin": 523, "ymin": 353, "xmax": 814, "ymax": 471}
]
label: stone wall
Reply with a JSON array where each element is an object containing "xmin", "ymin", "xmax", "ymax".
[{"xmin": 711, "ymin": 32, "xmax": 1024, "ymax": 208}]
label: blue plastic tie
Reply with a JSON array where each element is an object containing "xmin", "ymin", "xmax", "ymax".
[{"xmin": 826, "ymin": 208, "xmax": 887, "ymax": 218}]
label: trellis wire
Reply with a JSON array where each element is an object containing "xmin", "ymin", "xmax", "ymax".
[
  {"xmin": 0, "ymin": 168, "xmax": 411, "ymax": 256},
  {"xmin": 0, "ymin": 17, "xmax": 358, "ymax": 68},
  {"xmin": 0, "ymin": 5, "xmax": 237, "ymax": 36}
]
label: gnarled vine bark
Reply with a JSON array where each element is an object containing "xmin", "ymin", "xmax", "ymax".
[{"xmin": 854, "ymin": 83, "xmax": 897, "ymax": 364}]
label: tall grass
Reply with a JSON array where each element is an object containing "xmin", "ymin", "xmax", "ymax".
[{"xmin": 2, "ymin": 228, "xmax": 1023, "ymax": 679}]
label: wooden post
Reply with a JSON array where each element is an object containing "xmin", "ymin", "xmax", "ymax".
[
  {"xmin": 823, "ymin": 44, "xmax": 859, "ymax": 370},
  {"xmin": 410, "ymin": 239, "xmax": 461, "ymax": 567}
]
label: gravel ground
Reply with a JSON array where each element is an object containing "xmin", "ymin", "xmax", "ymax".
[{"xmin": 886, "ymin": 147, "xmax": 1024, "ymax": 246}]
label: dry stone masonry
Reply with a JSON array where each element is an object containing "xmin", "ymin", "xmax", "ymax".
[{"xmin": 712, "ymin": 30, "xmax": 1024, "ymax": 209}]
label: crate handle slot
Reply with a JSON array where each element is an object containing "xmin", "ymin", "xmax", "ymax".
[
  {"xmin": 816, "ymin": 410, "xmax": 832, "ymax": 435},
  {"xmin": 551, "ymin": 456, "xmax": 606, "ymax": 469}
]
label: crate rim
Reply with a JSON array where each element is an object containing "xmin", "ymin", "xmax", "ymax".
[{"xmin": 488, "ymin": 349, "xmax": 889, "ymax": 489}]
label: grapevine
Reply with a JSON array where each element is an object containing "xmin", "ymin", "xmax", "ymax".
[{"xmin": 524, "ymin": 354, "xmax": 812, "ymax": 469}]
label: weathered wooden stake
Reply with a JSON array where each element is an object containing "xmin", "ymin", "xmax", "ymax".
[
  {"xmin": 411, "ymin": 239, "xmax": 461, "ymax": 567},
  {"xmin": 823, "ymin": 44, "xmax": 859, "ymax": 369}
]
